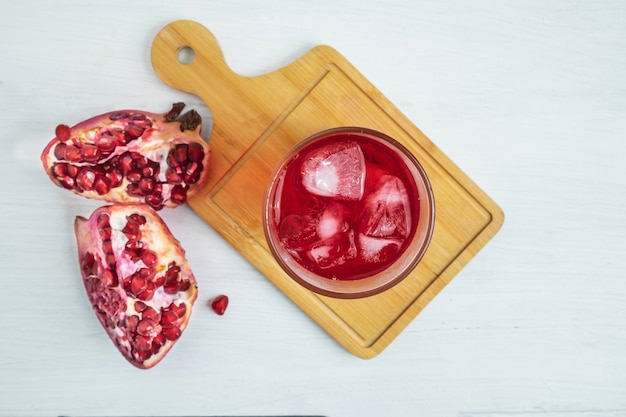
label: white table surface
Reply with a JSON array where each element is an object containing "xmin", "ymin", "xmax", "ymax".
[{"xmin": 2, "ymin": 1, "xmax": 625, "ymax": 416}]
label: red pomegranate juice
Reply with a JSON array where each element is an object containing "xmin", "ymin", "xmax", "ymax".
[{"xmin": 267, "ymin": 131, "xmax": 420, "ymax": 281}]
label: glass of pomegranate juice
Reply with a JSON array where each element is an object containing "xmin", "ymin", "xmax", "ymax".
[{"xmin": 263, "ymin": 127, "xmax": 435, "ymax": 298}]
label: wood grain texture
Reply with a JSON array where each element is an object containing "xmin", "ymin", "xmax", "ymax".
[{"xmin": 151, "ymin": 20, "xmax": 504, "ymax": 358}]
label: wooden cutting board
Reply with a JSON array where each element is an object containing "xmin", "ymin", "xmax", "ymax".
[{"xmin": 150, "ymin": 20, "xmax": 504, "ymax": 358}]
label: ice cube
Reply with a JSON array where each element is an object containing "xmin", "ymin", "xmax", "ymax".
[
  {"xmin": 358, "ymin": 234, "xmax": 402, "ymax": 263},
  {"xmin": 301, "ymin": 141, "xmax": 365, "ymax": 200},
  {"xmin": 316, "ymin": 202, "xmax": 348, "ymax": 240},
  {"xmin": 359, "ymin": 175, "xmax": 411, "ymax": 239},
  {"xmin": 279, "ymin": 214, "xmax": 318, "ymax": 250},
  {"xmin": 307, "ymin": 230, "xmax": 357, "ymax": 269}
]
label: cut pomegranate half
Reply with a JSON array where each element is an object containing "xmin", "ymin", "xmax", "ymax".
[
  {"xmin": 74, "ymin": 204, "xmax": 198, "ymax": 369},
  {"xmin": 42, "ymin": 103, "xmax": 211, "ymax": 209}
]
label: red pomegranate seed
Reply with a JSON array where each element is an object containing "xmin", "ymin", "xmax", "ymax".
[
  {"xmin": 142, "ymin": 306, "xmax": 160, "ymax": 321},
  {"xmin": 164, "ymin": 264, "xmax": 180, "ymax": 284},
  {"xmin": 118, "ymin": 153, "xmax": 135, "ymax": 175},
  {"xmin": 126, "ymin": 184, "xmax": 142, "ymax": 197},
  {"xmin": 127, "ymin": 169, "xmax": 142, "ymax": 184},
  {"xmin": 81, "ymin": 251, "xmax": 95, "ymax": 270},
  {"xmin": 136, "ymin": 281, "xmax": 156, "ymax": 301},
  {"xmin": 59, "ymin": 177, "xmax": 75, "ymax": 189},
  {"xmin": 185, "ymin": 161, "xmax": 200, "ymax": 176},
  {"xmin": 210, "ymin": 295, "xmax": 229, "ymax": 316},
  {"xmin": 150, "ymin": 333, "xmax": 165, "ymax": 354},
  {"xmin": 163, "ymin": 302, "xmax": 186, "ymax": 319},
  {"xmin": 54, "ymin": 143, "xmax": 67, "ymax": 160},
  {"xmin": 128, "ymin": 213, "xmax": 146, "ymax": 225},
  {"xmin": 160, "ymin": 310, "xmax": 178, "ymax": 327},
  {"xmin": 133, "ymin": 334, "xmax": 152, "ymax": 351},
  {"xmin": 130, "ymin": 275, "xmax": 147, "ymax": 296},
  {"xmin": 125, "ymin": 315, "xmax": 139, "ymax": 332},
  {"xmin": 124, "ymin": 123, "xmax": 145, "ymax": 140},
  {"xmin": 109, "ymin": 112, "xmax": 129, "ymax": 120},
  {"xmin": 136, "ymin": 318, "xmax": 159, "ymax": 336},
  {"xmin": 187, "ymin": 142, "xmax": 205, "ymax": 162},
  {"xmin": 162, "ymin": 326, "xmax": 182, "ymax": 341},
  {"xmin": 138, "ymin": 267, "xmax": 156, "ymax": 280},
  {"xmin": 154, "ymin": 274, "xmax": 165, "ymax": 287},
  {"xmin": 110, "ymin": 128, "xmax": 126, "ymax": 141},
  {"xmin": 122, "ymin": 220, "xmax": 141, "ymax": 240},
  {"xmin": 95, "ymin": 133, "xmax": 119, "ymax": 153},
  {"xmin": 166, "ymin": 152, "xmax": 179, "ymax": 168},
  {"xmin": 102, "ymin": 269, "xmax": 119, "ymax": 287},
  {"xmin": 64, "ymin": 145, "xmax": 83, "ymax": 162},
  {"xmin": 93, "ymin": 175, "xmax": 111, "ymax": 195},
  {"xmin": 152, "ymin": 182, "xmax": 163, "ymax": 196},
  {"xmin": 71, "ymin": 137, "xmax": 84, "ymax": 148},
  {"xmin": 138, "ymin": 177, "xmax": 155, "ymax": 194},
  {"xmin": 125, "ymin": 239, "xmax": 144, "ymax": 253},
  {"xmin": 165, "ymin": 167, "xmax": 183, "ymax": 183},
  {"xmin": 130, "ymin": 113, "xmax": 148, "ymax": 122},
  {"xmin": 105, "ymin": 168, "xmax": 123, "ymax": 188},
  {"xmin": 134, "ymin": 300, "xmax": 147, "ymax": 312},
  {"xmin": 178, "ymin": 280, "xmax": 191, "ymax": 292},
  {"xmin": 163, "ymin": 279, "xmax": 181, "ymax": 294},
  {"xmin": 66, "ymin": 164, "xmax": 79, "ymax": 178},
  {"xmin": 76, "ymin": 167, "xmax": 97, "ymax": 191},
  {"xmin": 174, "ymin": 144, "xmax": 189, "ymax": 164},
  {"xmin": 170, "ymin": 185, "xmax": 187, "ymax": 204},
  {"xmin": 52, "ymin": 163, "xmax": 67, "ymax": 178},
  {"xmin": 81, "ymin": 144, "xmax": 101, "ymax": 162},
  {"xmin": 141, "ymin": 164, "xmax": 157, "ymax": 178},
  {"xmin": 135, "ymin": 349, "xmax": 152, "ymax": 362},
  {"xmin": 55, "ymin": 124, "xmax": 71, "ymax": 140},
  {"xmin": 132, "ymin": 153, "xmax": 148, "ymax": 168},
  {"xmin": 141, "ymin": 250, "xmax": 157, "ymax": 268},
  {"xmin": 145, "ymin": 194, "xmax": 164, "ymax": 210}
]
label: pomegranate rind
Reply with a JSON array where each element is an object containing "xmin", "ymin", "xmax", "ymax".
[
  {"xmin": 41, "ymin": 103, "xmax": 211, "ymax": 209},
  {"xmin": 75, "ymin": 204, "xmax": 198, "ymax": 369}
]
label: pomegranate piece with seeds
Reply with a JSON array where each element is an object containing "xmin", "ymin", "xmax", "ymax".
[
  {"xmin": 75, "ymin": 204, "xmax": 198, "ymax": 369},
  {"xmin": 41, "ymin": 102, "xmax": 211, "ymax": 210}
]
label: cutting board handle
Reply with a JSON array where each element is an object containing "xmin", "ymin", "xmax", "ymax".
[{"xmin": 151, "ymin": 20, "xmax": 244, "ymax": 97}]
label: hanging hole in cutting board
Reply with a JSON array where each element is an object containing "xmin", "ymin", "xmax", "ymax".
[{"xmin": 177, "ymin": 46, "xmax": 195, "ymax": 65}]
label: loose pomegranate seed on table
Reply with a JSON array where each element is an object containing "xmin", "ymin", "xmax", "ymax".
[{"xmin": 210, "ymin": 295, "xmax": 229, "ymax": 316}]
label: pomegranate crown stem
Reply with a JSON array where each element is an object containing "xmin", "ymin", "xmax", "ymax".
[{"xmin": 164, "ymin": 102, "xmax": 202, "ymax": 132}]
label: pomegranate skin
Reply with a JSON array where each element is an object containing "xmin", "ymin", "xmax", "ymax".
[
  {"xmin": 41, "ymin": 103, "xmax": 211, "ymax": 210},
  {"xmin": 75, "ymin": 204, "xmax": 198, "ymax": 369}
]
